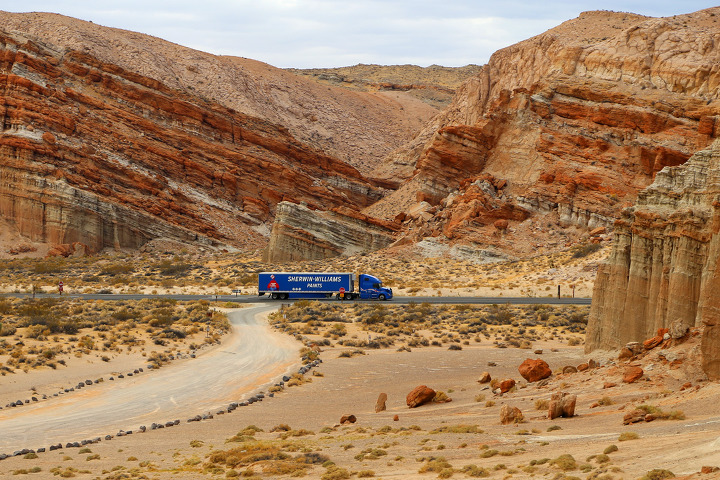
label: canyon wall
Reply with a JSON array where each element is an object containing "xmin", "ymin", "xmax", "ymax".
[
  {"xmin": 0, "ymin": 11, "xmax": 437, "ymax": 178},
  {"xmin": 264, "ymin": 202, "xmax": 399, "ymax": 262},
  {"xmin": 0, "ymin": 28, "xmax": 386, "ymax": 252},
  {"xmin": 585, "ymin": 139, "xmax": 720, "ymax": 379},
  {"xmin": 369, "ymin": 8, "xmax": 720, "ymax": 252}
]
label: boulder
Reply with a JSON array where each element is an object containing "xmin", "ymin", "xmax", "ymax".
[
  {"xmin": 375, "ymin": 393, "xmax": 387, "ymax": 413},
  {"xmin": 562, "ymin": 366, "xmax": 578, "ymax": 374},
  {"xmin": 618, "ymin": 347, "xmax": 634, "ymax": 360},
  {"xmin": 494, "ymin": 219, "xmax": 509, "ymax": 231},
  {"xmin": 500, "ymin": 405, "xmax": 523, "ymax": 425},
  {"xmin": 547, "ymin": 392, "xmax": 577, "ymax": 419},
  {"xmin": 518, "ymin": 358, "xmax": 552, "ymax": 383},
  {"xmin": 393, "ymin": 415, "xmax": 399, "ymax": 421},
  {"xmin": 623, "ymin": 366, "xmax": 644, "ymax": 383},
  {"xmin": 478, "ymin": 372, "xmax": 492, "ymax": 384},
  {"xmin": 340, "ymin": 414, "xmax": 356, "ymax": 424},
  {"xmin": 643, "ymin": 335, "xmax": 663, "ymax": 350},
  {"xmin": 623, "ymin": 408, "xmax": 647, "ymax": 425},
  {"xmin": 406, "ymin": 385, "xmax": 436, "ymax": 408},
  {"xmin": 499, "ymin": 379, "xmax": 516, "ymax": 394}
]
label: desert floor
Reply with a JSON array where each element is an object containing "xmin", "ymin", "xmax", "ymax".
[{"xmin": 0, "ymin": 305, "xmax": 717, "ymax": 480}]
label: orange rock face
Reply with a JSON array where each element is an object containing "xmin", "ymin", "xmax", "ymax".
[
  {"xmin": 0, "ymin": 30, "xmax": 385, "ymax": 252},
  {"xmin": 371, "ymin": 9, "xmax": 720, "ymax": 253}
]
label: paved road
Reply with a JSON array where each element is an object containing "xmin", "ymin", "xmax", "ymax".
[
  {"xmin": 0, "ymin": 305, "xmax": 299, "ymax": 452},
  {"xmin": 2, "ymin": 293, "xmax": 592, "ymax": 305}
]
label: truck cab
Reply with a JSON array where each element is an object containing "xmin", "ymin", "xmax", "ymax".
[{"xmin": 358, "ymin": 274, "xmax": 393, "ymax": 300}]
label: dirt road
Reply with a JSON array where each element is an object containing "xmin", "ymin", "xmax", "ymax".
[{"xmin": 0, "ymin": 305, "xmax": 298, "ymax": 452}]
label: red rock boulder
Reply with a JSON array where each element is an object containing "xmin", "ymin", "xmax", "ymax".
[
  {"xmin": 623, "ymin": 366, "xmax": 644, "ymax": 383},
  {"xmin": 499, "ymin": 379, "xmax": 516, "ymax": 394},
  {"xmin": 518, "ymin": 358, "xmax": 552, "ymax": 383},
  {"xmin": 406, "ymin": 385, "xmax": 435, "ymax": 408},
  {"xmin": 548, "ymin": 392, "xmax": 577, "ymax": 419},
  {"xmin": 340, "ymin": 414, "xmax": 356, "ymax": 424}
]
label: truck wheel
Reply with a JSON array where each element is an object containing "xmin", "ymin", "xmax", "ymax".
[
  {"xmin": 271, "ymin": 293, "xmax": 278, "ymax": 300},
  {"xmin": 282, "ymin": 293, "xmax": 289, "ymax": 300},
  {"xmin": 378, "ymin": 294, "xmax": 386, "ymax": 301}
]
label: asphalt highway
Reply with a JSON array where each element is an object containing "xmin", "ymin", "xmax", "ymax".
[
  {"xmin": 0, "ymin": 304, "xmax": 299, "ymax": 452},
  {"xmin": 2, "ymin": 292, "xmax": 592, "ymax": 305}
]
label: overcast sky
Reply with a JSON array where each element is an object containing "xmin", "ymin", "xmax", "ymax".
[{"xmin": 4, "ymin": 1, "xmax": 717, "ymax": 68}]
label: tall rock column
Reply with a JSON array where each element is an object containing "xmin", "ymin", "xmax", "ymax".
[{"xmin": 586, "ymin": 140, "xmax": 720, "ymax": 381}]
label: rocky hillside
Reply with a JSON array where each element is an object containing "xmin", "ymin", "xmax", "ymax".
[
  {"xmin": 366, "ymin": 8, "xmax": 720, "ymax": 257},
  {"xmin": 288, "ymin": 64, "xmax": 482, "ymax": 110},
  {"xmin": 585, "ymin": 139, "xmax": 720, "ymax": 380},
  {"xmin": 0, "ymin": 11, "xmax": 438, "ymax": 254}
]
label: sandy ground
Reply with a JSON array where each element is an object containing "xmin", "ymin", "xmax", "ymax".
[{"xmin": 0, "ymin": 306, "xmax": 717, "ymax": 479}]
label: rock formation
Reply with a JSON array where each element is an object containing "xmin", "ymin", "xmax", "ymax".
[
  {"xmin": 499, "ymin": 405, "xmax": 523, "ymax": 425},
  {"xmin": 264, "ymin": 202, "xmax": 399, "ymax": 262},
  {"xmin": 547, "ymin": 392, "xmax": 576, "ymax": 420},
  {"xmin": 585, "ymin": 139, "xmax": 720, "ymax": 379},
  {"xmin": 406, "ymin": 385, "xmax": 435, "ymax": 408},
  {"xmin": 368, "ymin": 8, "xmax": 720, "ymax": 255},
  {"xmin": 0, "ymin": 12, "xmax": 437, "ymax": 179},
  {"xmin": 0, "ymin": 20, "xmax": 398, "ymax": 252},
  {"xmin": 518, "ymin": 358, "xmax": 552, "ymax": 383}
]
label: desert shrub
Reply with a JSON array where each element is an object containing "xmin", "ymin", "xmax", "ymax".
[
  {"xmin": 100, "ymin": 264, "xmax": 134, "ymax": 276},
  {"xmin": 639, "ymin": 469, "xmax": 675, "ymax": 480},
  {"xmin": 618, "ymin": 432, "xmax": 639, "ymax": 441},
  {"xmin": 637, "ymin": 404, "xmax": 685, "ymax": 420},
  {"xmin": 418, "ymin": 457, "xmax": 452, "ymax": 473},
  {"xmin": 461, "ymin": 464, "xmax": 489, "ymax": 477},
  {"xmin": 572, "ymin": 243, "xmax": 602, "ymax": 258},
  {"xmin": 354, "ymin": 448, "xmax": 387, "ymax": 461},
  {"xmin": 430, "ymin": 425, "xmax": 481, "ymax": 434},
  {"xmin": 535, "ymin": 399, "xmax": 549, "ymax": 410},
  {"xmin": 0, "ymin": 323, "xmax": 17, "ymax": 336},
  {"xmin": 321, "ymin": 465, "xmax": 350, "ymax": 480},
  {"xmin": 603, "ymin": 444, "xmax": 618, "ymax": 454},
  {"xmin": 0, "ymin": 300, "xmax": 12, "ymax": 314},
  {"xmin": 551, "ymin": 454, "xmax": 577, "ymax": 471}
]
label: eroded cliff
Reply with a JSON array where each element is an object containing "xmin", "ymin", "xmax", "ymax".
[
  {"xmin": 0, "ymin": 22, "xmax": 392, "ymax": 252},
  {"xmin": 368, "ymin": 8, "xmax": 720, "ymax": 255},
  {"xmin": 264, "ymin": 202, "xmax": 399, "ymax": 262},
  {"xmin": 585, "ymin": 139, "xmax": 720, "ymax": 379}
]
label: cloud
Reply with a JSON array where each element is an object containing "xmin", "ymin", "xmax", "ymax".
[{"xmin": 4, "ymin": 0, "xmax": 718, "ymax": 68}]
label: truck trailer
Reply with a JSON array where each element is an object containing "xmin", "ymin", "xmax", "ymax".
[{"xmin": 258, "ymin": 272, "xmax": 392, "ymax": 300}]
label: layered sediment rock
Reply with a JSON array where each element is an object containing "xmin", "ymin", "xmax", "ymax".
[
  {"xmin": 369, "ymin": 8, "xmax": 720, "ymax": 248},
  {"xmin": 264, "ymin": 202, "xmax": 398, "ymax": 262},
  {"xmin": 585, "ymin": 139, "xmax": 720, "ymax": 379},
  {"xmin": 0, "ymin": 28, "xmax": 385, "ymax": 251}
]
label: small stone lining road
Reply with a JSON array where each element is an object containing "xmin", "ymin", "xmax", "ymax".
[{"xmin": 1, "ymin": 293, "xmax": 592, "ymax": 305}]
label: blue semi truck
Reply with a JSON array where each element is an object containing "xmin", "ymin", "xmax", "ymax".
[{"xmin": 258, "ymin": 272, "xmax": 392, "ymax": 300}]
